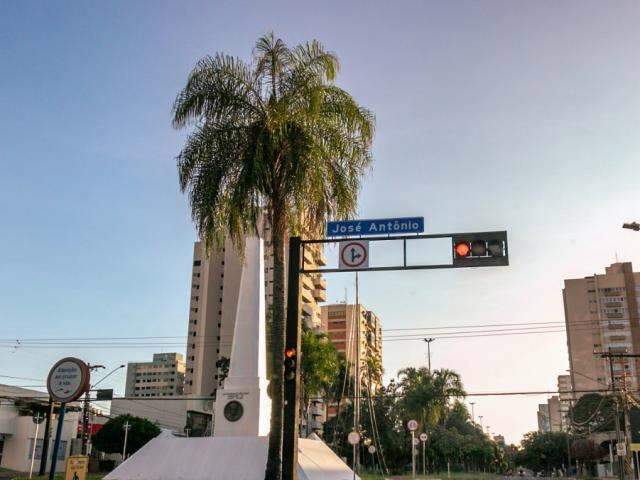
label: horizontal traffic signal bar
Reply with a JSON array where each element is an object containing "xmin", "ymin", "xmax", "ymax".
[{"xmin": 298, "ymin": 230, "xmax": 509, "ymax": 273}]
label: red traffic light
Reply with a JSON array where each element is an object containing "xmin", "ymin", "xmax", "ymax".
[
  {"xmin": 454, "ymin": 241, "xmax": 471, "ymax": 258},
  {"xmin": 285, "ymin": 347, "xmax": 296, "ymax": 359}
]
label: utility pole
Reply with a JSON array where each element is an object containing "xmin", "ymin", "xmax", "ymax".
[
  {"xmin": 122, "ymin": 421, "xmax": 131, "ymax": 460},
  {"xmin": 470, "ymin": 402, "xmax": 476, "ymax": 424},
  {"xmin": 479, "ymin": 415, "xmax": 484, "ymax": 430},
  {"xmin": 29, "ymin": 412, "xmax": 42, "ymax": 479},
  {"xmin": 354, "ymin": 272, "xmax": 361, "ymax": 477},
  {"xmin": 424, "ymin": 338, "xmax": 435, "ymax": 372},
  {"xmin": 82, "ymin": 364, "xmax": 105, "ymax": 455}
]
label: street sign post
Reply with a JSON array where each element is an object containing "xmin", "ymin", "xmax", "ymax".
[
  {"xmin": 339, "ymin": 240, "xmax": 369, "ymax": 270},
  {"xmin": 420, "ymin": 433, "xmax": 428, "ymax": 476},
  {"xmin": 47, "ymin": 358, "xmax": 90, "ymax": 480},
  {"xmin": 327, "ymin": 217, "xmax": 424, "ymax": 237},
  {"xmin": 408, "ymin": 420, "xmax": 418, "ymax": 479}
]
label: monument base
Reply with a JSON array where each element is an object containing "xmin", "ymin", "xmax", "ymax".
[{"xmin": 104, "ymin": 432, "xmax": 359, "ymax": 480}]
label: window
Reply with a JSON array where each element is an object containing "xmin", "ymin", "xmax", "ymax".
[{"xmin": 193, "ymin": 260, "xmax": 201, "ymax": 266}]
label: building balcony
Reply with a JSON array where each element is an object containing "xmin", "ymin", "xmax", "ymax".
[
  {"xmin": 603, "ymin": 301, "xmax": 623, "ymax": 307},
  {"xmin": 313, "ymin": 249, "xmax": 327, "ymax": 266},
  {"xmin": 312, "ymin": 275, "xmax": 327, "ymax": 290},
  {"xmin": 605, "ymin": 312, "xmax": 624, "ymax": 319},
  {"xmin": 313, "ymin": 288, "xmax": 327, "ymax": 302}
]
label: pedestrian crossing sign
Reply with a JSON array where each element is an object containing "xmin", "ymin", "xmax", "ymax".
[{"xmin": 65, "ymin": 455, "xmax": 89, "ymax": 480}]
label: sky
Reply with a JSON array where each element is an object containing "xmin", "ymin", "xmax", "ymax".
[{"xmin": 1, "ymin": 0, "xmax": 639, "ymax": 443}]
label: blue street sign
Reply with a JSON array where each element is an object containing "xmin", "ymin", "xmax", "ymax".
[{"xmin": 326, "ymin": 217, "xmax": 425, "ymax": 237}]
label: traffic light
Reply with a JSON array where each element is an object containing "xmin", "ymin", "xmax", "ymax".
[
  {"xmin": 284, "ymin": 347, "xmax": 297, "ymax": 381},
  {"xmin": 452, "ymin": 231, "xmax": 508, "ymax": 267}
]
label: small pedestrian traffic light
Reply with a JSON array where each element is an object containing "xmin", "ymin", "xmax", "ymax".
[
  {"xmin": 452, "ymin": 232, "xmax": 508, "ymax": 267},
  {"xmin": 284, "ymin": 347, "xmax": 297, "ymax": 381}
]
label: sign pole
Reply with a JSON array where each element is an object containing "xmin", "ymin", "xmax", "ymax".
[
  {"xmin": 38, "ymin": 398, "xmax": 53, "ymax": 476},
  {"xmin": 48, "ymin": 402, "xmax": 66, "ymax": 480},
  {"xmin": 29, "ymin": 413, "xmax": 42, "ymax": 479},
  {"xmin": 422, "ymin": 440, "xmax": 426, "ymax": 476},
  {"xmin": 411, "ymin": 431, "xmax": 416, "ymax": 479}
]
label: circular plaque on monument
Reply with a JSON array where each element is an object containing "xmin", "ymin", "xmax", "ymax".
[{"xmin": 223, "ymin": 400, "xmax": 244, "ymax": 422}]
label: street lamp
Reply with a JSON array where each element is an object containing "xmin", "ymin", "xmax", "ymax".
[{"xmin": 622, "ymin": 222, "xmax": 640, "ymax": 231}]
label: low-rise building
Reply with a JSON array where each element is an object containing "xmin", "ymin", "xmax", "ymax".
[
  {"xmin": 110, "ymin": 397, "xmax": 213, "ymax": 436},
  {"xmin": 0, "ymin": 385, "xmax": 80, "ymax": 473}
]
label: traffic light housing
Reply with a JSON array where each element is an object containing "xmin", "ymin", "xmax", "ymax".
[
  {"xmin": 452, "ymin": 231, "xmax": 508, "ymax": 267},
  {"xmin": 284, "ymin": 347, "xmax": 297, "ymax": 381}
]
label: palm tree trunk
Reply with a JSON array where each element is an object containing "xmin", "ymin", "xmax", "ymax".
[{"xmin": 265, "ymin": 220, "xmax": 286, "ymax": 480}]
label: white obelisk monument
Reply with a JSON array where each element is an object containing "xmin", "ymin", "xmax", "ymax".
[{"xmin": 214, "ymin": 235, "xmax": 271, "ymax": 436}]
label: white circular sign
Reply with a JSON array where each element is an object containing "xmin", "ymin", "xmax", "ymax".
[
  {"xmin": 47, "ymin": 357, "xmax": 89, "ymax": 403},
  {"xmin": 420, "ymin": 433, "xmax": 428, "ymax": 442},
  {"xmin": 407, "ymin": 419, "xmax": 418, "ymax": 431},
  {"xmin": 413, "ymin": 437, "xmax": 420, "ymax": 446},
  {"xmin": 347, "ymin": 431, "xmax": 361, "ymax": 445},
  {"xmin": 340, "ymin": 241, "xmax": 368, "ymax": 268},
  {"xmin": 368, "ymin": 445, "xmax": 376, "ymax": 454}
]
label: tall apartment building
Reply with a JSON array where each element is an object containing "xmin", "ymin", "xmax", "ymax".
[
  {"xmin": 320, "ymin": 303, "xmax": 383, "ymax": 418},
  {"xmin": 537, "ymin": 403, "xmax": 550, "ymax": 433},
  {"xmin": 125, "ymin": 353, "xmax": 185, "ymax": 398},
  {"xmin": 536, "ymin": 396, "xmax": 562, "ymax": 433},
  {"xmin": 557, "ymin": 374, "xmax": 574, "ymax": 431},
  {"xmin": 184, "ymin": 225, "xmax": 327, "ymax": 398},
  {"xmin": 564, "ymin": 262, "xmax": 640, "ymax": 398}
]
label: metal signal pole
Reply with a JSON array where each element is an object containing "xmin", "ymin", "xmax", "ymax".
[{"xmin": 354, "ymin": 272, "xmax": 361, "ymax": 476}]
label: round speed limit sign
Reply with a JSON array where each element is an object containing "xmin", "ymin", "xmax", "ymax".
[
  {"xmin": 347, "ymin": 431, "xmax": 361, "ymax": 445},
  {"xmin": 407, "ymin": 419, "xmax": 418, "ymax": 431},
  {"xmin": 419, "ymin": 433, "xmax": 428, "ymax": 442}
]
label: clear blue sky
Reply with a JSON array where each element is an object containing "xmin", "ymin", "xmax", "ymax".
[{"xmin": 1, "ymin": 0, "xmax": 639, "ymax": 442}]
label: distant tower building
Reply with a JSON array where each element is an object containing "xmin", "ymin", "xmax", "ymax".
[
  {"xmin": 557, "ymin": 374, "xmax": 574, "ymax": 431},
  {"xmin": 537, "ymin": 403, "xmax": 550, "ymax": 433},
  {"xmin": 125, "ymin": 353, "xmax": 185, "ymax": 398},
  {"xmin": 320, "ymin": 303, "xmax": 383, "ymax": 419},
  {"xmin": 183, "ymin": 221, "xmax": 327, "ymax": 399},
  {"xmin": 564, "ymin": 262, "xmax": 640, "ymax": 398}
]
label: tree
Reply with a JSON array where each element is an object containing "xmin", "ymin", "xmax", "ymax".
[
  {"xmin": 569, "ymin": 393, "xmax": 617, "ymax": 435},
  {"xmin": 516, "ymin": 431, "xmax": 568, "ymax": 474},
  {"xmin": 300, "ymin": 329, "xmax": 342, "ymax": 434},
  {"xmin": 172, "ymin": 33, "xmax": 374, "ymax": 480},
  {"xmin": 396, "ymin": 367, "xmax": 465, "ymax": 432},
  {"xmin": 93, "ymin": 415, "xmax": 160, "ymax": 456}
]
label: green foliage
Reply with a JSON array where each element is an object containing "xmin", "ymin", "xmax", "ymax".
[
  {"xmin": 569, "ymin": 393, "xmax": 617, "ymax": 435},
  {"xmin": 171, "ymin": 32, "xmax": 375, "ymax": 253},
  {"xmin": 396, "ymin": 367, "xmax": 465, "ymax": 431},
  {"xmin": 92, "ymin": 415, "xmax": 160, "ymax": 456},
  {"xmin": 301, "ymin": 329, "xmax": 342, "ymax": 403},
  {"xmin": 323, "ymin": 368, "xmax": 499, "ymax": 475},
  {"xmin": 515, "ymin": 431, "xmax": 568, "ymax": 473}
]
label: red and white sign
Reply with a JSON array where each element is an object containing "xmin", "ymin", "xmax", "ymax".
[
  {"xmin": 339, "ymin": 240, "xmax": 369, "ymax": 270},
  {"xmin": 47, "ymin": 357, "xmax": 90, "ymax": 403}
]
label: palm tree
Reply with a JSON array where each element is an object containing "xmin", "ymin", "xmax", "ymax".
[
  {"xmin": 172, "ymin": 33, "xmax": 374, "ymax": 480},
  {"xmin": 397, "ymin": 367, "xmax": 465, "ymax": 431}
]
